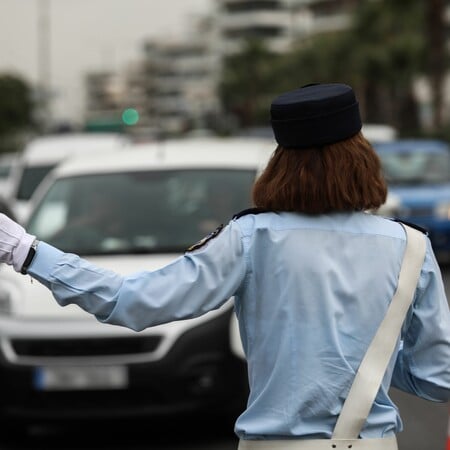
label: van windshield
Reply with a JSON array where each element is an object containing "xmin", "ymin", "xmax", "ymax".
[
  {"xmin": 17, "ymin": 165, "xmax": 55, "ymax": 200},
  {"xmin": 27, "ymin": 168, "xmax": 256, "ymax": 255}
]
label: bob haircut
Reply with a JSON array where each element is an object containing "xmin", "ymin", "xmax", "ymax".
[{"xmin": 252, "ymin": 132, "xmax": 387, "ymax": 215}]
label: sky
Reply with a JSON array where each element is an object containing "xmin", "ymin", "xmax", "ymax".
[{"xmin": 0, "ymin": 0, "xmax": 213, "ymax": 124}]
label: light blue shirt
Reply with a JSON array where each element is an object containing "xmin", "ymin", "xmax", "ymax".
[{"xmin": 28, "ymin": 211, "xmax": 450, "ymax": 440}]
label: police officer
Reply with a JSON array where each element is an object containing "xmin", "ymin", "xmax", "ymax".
[{"xmin": 0, "ymin": 83, "xmax": 448, "ymax": 449}]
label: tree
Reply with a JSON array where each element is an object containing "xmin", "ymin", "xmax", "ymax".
[
  {"xmin": 278, "ymin": 31, "xmax": 358, "ymax": 90},
  {"xmin": 218, "ymin": 39, "xmax": 283, "ymax": 128},
  {"xmin": 426, "ymin": 0, "xmax": 447, "ymax": 130},
  {"xmin": 280, "ymin": 0, "xmax": 426, "ymax": 134},
  {"xmin": 0, "ymin": 74, "xmax": 34, "ymax": 139},
  {"xmin": 348, "ymin": 0, "xmax": 425, "ymax": 132},
  {"xmin": 218, "ymin": 1, "xmax": 438, "ymax": 135}
]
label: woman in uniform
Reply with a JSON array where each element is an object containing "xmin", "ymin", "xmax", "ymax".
[{"xmin": 0, "ymin": 83, "xmax": 448, "ymax": 449}]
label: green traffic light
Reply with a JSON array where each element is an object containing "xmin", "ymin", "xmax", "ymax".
[{"xmin": 122, "ymin": 108, "xmax": 140, "ymax": 126}]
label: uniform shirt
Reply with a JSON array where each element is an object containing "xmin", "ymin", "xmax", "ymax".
[{"xmin": 28, "ymin": 211, "xmax": 450, "ymax": 440}]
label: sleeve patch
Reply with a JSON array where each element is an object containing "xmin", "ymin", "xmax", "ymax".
[{"xmin": 186, "ymin": 224, "xmax": 224, "ymax": 252}]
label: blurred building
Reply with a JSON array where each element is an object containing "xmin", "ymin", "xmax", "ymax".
[
  {"xmin": 118, "ymin": 1, "xmax": 311, "ymax": 137},
  {"xmin": 301, "ymin": 0, "xmax": 357, "ymax": 36},
  {"xmin": 84, "ymin": 72, "xmax": 126, "ymax": 132},
  {"xmin": 216, "ymin": 0, "xmax": 310, "ymax": 53},
  {"xmin": 215, "ymin": 0, "xmax": 359, "ymax": 53},
  {"xmin": 123, "ymin": 0, "xmax": 359, "ymax": 136},
  {"xmin": 83, "ymin": 0, "xmax": 450, "ymax": 135},
  {"xmin": 140, "ymin": 30, "xmax": 221, "ymax": 135},
  {"xmin": 84, "ymin": 17, "xmax": 221, "ymax": 138},
  {"xmin": 82, "ymin": 1, "xmax": 360, "ymax": 136}
]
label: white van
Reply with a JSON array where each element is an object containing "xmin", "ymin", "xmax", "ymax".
[
  {"xmin": 0, "ymin": 136, "xmax": 274, "ymax": 429},
  {"xmin": 9, "ymin": 133, "xmax": 131, "ymax": 223}
]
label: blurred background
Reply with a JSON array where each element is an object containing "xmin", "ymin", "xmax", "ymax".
[
  {"xmin": 0, "ymin": 0, "xmax": 449, "ymax": 150},
  {"xmin": 0, "ymin": 1, "xmax": 449, "ymax": 449}
]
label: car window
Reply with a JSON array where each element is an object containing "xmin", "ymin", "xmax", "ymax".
[
  {"xmin": 17, "ymin": 165, "xmax": 55, "ymax": 200},
  {"xmin": 378, "ymin": 150, "xmax": 450, "ymax": 185},
  {"xmin": 27, "ymin": 169, "xmax": 256, "ymax": 255}
]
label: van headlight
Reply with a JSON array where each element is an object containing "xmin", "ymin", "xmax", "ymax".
[{"xmin": 435, "ymin": 202, "xmax": 450, "ymax": 220}]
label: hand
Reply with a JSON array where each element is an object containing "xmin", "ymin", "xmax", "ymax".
[{"xmin": 0, "ymin": 213, "xmax": 36, "ymax": 272}]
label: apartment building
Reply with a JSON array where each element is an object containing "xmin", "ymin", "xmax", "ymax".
[
  {"xmin": 84, "ymin": 17, "xmax": 220, "ymax": 137},
  {"xmin": 302, "ymin": 0, "xmax": 358, "ymax": 36},
  {"xmin": 216, "ymin": 0, "xmax": 310, "ymax": 53},
  {"xmin": 141, "ymin": 35, "xmax": 221, "ymax": 135}
]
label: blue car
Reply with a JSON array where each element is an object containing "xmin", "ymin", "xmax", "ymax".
[{"xmin": 374, "ymin": 139, "xmax": 450, "ymax": 261}]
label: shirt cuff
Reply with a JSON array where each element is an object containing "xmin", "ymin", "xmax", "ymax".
[{"xmin": 27, "ymin": 241, "xmax": 65, "ymax": 287}]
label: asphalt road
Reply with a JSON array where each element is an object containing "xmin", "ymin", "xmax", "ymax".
[
  {"xmin": 2, "ymin": 394, "xmax": 447, "ymax": 450},
  {"xmin": 1, "ymin": 265, "xmax": 449, "ymax": 450},
  {"xmin": 0, "ymin": 416, "xmax": 240, "ymax": 450}
]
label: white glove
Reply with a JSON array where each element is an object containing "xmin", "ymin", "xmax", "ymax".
[{"xmin": 0, "ymin": 213, "xmax": 36, "ymax": 272}]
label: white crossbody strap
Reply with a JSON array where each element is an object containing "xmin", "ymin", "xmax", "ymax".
[{"xmin": 332, "ymin": 224, "xmax": 426, "ymax": 439}]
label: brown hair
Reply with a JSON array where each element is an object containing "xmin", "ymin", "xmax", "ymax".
[{"xmin": 252, "ymin": 132, "xmax": 387, "ymax": 215}]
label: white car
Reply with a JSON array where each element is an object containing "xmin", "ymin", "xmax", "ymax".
[
  {"xmin": 8, "ymin": 132, "xmax": 131, "ymax": 223},
  {"xmin": 0, "ymin": 136, "xmax": 274, "ymax": 428}
]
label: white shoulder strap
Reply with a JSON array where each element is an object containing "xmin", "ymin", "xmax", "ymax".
[{"xmin": 332, "ymin": 224, "xmax": 426, "ymax": 439}]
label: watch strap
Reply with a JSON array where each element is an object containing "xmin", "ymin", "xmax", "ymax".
[{"xmin": 20, "ymin": 239, "xmax": 39, "ymax": 275}]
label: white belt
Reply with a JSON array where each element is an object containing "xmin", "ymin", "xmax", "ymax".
[{"xmin": 238, "ymin": 437, "xmax": 398, "ymax": 450}]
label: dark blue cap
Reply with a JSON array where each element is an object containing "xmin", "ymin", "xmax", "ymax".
[{"xmin": 270, "ymin": 83, "xmax": 362, "ymax": 149}]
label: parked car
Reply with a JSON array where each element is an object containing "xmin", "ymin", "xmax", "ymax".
[
  {"xmin": 374, "ymin": 139, "xmax": 450, "ymax": 261},
  {"xmin": 8, "ymin": 132, "xmax": 131, "ymax": 223},
  {"xmin": 0, "ymin": 137, "xmax": 274, "ymax": 429}
]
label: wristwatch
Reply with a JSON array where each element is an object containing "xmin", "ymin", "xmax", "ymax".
[{"xmin": 21, "ymin": 239, "xmax": 40, "ymax": 275}]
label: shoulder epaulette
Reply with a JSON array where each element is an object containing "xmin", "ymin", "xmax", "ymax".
[
  {"xmin": 186, "ymin": 224, "xmax": 224, "ymax": 252},
  {"xmin": 232, "ymin": 207, "xmax": 274, "ymax": 220},
  {"xmin": 390, "ymin": 218, "xmax": 429, "ymax": 235}
]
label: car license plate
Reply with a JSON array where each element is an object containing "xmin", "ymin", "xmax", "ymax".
[{"xmin": 33, "ymin": 365, "xmax": 128, "ymax": 391}]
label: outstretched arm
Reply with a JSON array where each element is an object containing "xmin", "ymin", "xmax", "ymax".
[{"xmin": 0, "ymin": 213, "xmax": 247, "ymax": 331}]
